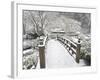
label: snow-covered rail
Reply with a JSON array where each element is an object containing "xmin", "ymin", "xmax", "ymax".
[
  {"xmin": 57, "ymin": 36, "xmax": 81, "ymax": 63},
  {"xmin": 38, "ymin": 36, "xmax": 48, "ymax": 47}
]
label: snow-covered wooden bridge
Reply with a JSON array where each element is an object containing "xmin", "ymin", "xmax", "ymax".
[{"xmin": 38, "ymin": 36, "xmax": 86, "ymax": 69}]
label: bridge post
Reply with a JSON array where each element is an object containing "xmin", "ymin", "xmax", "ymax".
[
  {"xmin": 76, "ymin": 39, "xmax": 81, "ymax": 63},
  {"xmin": 39, "ymin": 46, "xmax": 45, "ymax": 68},
  {"xmin": 38, "ymin": 37, "xmax": 46, "ymax": 68}
]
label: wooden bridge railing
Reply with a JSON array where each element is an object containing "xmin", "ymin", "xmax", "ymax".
[{"xmin": 57, "ymin": 36, "xmax": 81, "ymax": 63}]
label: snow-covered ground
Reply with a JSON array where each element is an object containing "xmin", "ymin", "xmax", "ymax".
[{"xmin": 45, "ymin": 39, "xmax": 86, "ymax": 69}]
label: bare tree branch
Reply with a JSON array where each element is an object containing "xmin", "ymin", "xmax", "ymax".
[{"xmin": 29, "ymin": 11, "xmax": 40, "ymax": 34}]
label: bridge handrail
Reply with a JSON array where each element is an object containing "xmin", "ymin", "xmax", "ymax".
[
  {"xmin": 57, "ymin": 36, "xmax": 81, "ymax": 63},
  {"xmin": 63, "ymin": 37, "xmax": 77, "ymax": 47},
  {"xmin": 57, "ymin": 36, "xmax": 77, "ymax": 48}
]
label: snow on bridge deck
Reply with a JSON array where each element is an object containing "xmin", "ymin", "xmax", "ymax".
[{"xmin": 45, "ymin": 39, "xmax": 85, "ymax": 68}]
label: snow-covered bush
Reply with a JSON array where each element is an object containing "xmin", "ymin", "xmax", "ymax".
[
  {"xmin": 23, "ymin": 40, "xmax": 32, "ymax": 50},
  {"xmin": 80, "ymin": 34, "xmax": 91, "ymax": 65},
  {"xmin": 23, "ymin": 52, "xmax": 39, "ymax": 69},
  {"xmin": 23, "ymin": 37, "xmax": 39, "ymax": 50},
  {"xmin": 80, "ymin": 36, "xmax": 91, "ymax": 55}
]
